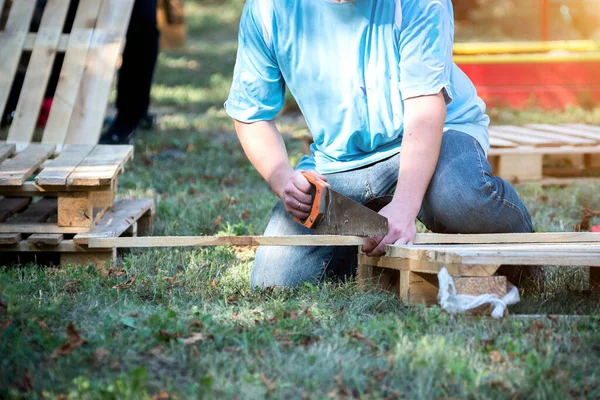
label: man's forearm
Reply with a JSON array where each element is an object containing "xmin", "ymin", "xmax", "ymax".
[
  {"xmin": 234, "ymin": 119, "xmax": 294, "ymax": 198},
  {"xmin": 394, "ymin": 92, "xmax": 447, "ymax": 217}
]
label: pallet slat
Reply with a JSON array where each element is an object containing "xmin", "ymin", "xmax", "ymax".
[
  {"xmin": 6, "ymin": 0, "xmax": 72, "ymax": 143},
  {"xmin": 64, "ymin": 0, "xmax": 135, "ymax": 144},
  {"xmin": 27, "ymin": 233, "xmax": 64, "ymax": 247},
  {"xmin": 0, "ymin": 144, "xmax": 15, "ymax": 164},
  {"xmin": 66, "ymin": 145, "xmax": 133, "ymax": 186},
  {"xmin": 74, "ymin": 198, "xmax": 154, "ymax": 245},
  {"xmin": 0, "ymin": 0, "xmax": 37, "ymax": 118},
  {"xmin": 0, "ymin": 144, "xmax": 56, "ymax": 185},
  {"xmin": 0, "ymin": 233, "xmax": 21, "ymax": 246},
  {"xmin": 497, "ymin": 125, "xmax": 596, "ymax": 146},
  {"xmin": 489, "ymin": 128, "xmax": 557, "ymax": 146},
  {"xmin": 43, "ymin": 0, "xmax": 104, "ymax": 145},
  {"xmin": 36, "ymin": 145, "xmax": 95, "ymax": 186},
  {"xmin": 529, "ymin": 124, "xmax": 600, "ymax": 142},
  {"xmin": 0, "ymin": 197, "xmax": 31, "ymax": 222}
]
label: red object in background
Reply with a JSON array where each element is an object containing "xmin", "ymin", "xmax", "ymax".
[
  {"xmin": 37, "ymin": 98, "xmax": 53, "ymax": 128},
  {"xmin": 457, "ymin": 58, "xmax": 600, "ymax": 109},
  {"xmin": 592, "ymin": 225, "xmax": 600, "ymax": 232}
]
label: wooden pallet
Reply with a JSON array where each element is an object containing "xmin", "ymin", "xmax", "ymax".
[
  {"xmin": 488, "ymin": 123, "xmax": 600, "ymax": 182},
  {"xmin": 0, "ymin": 197, "xmax": 154, "ymax": 267},
  {"xmin": 0, "ymin": 0, "xmax": 135, "ymax": 146},
  {"xmin": 357, "ymin": 235, "xmax": 600, "ymax": 307},
  {"xmin": 0, "ymin": 142, "xmax": 134, "ymax": 250},
  {"xmin": 295, "ymin": 124, "xmax": 600, "ymax": 183}
]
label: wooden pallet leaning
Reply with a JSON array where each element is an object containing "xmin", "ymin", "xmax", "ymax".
[
  {"xmin": 294, "ymin": 124, "xmax": 600, "ymax": 183},
  {"xmin": 1, "ymin": 198, "xmax": 154, "ymax": 267},
  {"xmin": 0, "ymin": 0, "xmax": 135, "ymax": 147},
  {"xmin": 0, "ymin": 143, "xmax": 134, "ymax": 261},
  {"xmin": 357, "ymin": 237, "xmax": 600, "ymax": 307}
]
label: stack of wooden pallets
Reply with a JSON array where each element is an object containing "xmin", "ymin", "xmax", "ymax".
[
  {"xmin": 0, "ymin": 143, "xmax": 153, "ymax": 266},
  {"xmin": 357, "ymin": 233, "xmax": 600, "ymax": 306},
  {"xmin": 0, "ymin": 0, "xmax": 155, "ymax": 267}
]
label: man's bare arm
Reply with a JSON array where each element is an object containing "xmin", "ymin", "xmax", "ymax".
[
  {"xmin": 233, "ymin": 119, "xmax": 325, "ymax": 220},
  {"xmin": 363, "ymin": 90, "xmax": 446, "ymax": 255}
]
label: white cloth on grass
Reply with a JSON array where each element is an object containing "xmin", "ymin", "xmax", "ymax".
[{"xmin": 437, "ymin": 267, "xmax": 520, "ymax": 318}]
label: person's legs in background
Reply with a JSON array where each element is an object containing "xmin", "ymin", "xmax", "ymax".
[{"xmin": 100, "ymin": 0, "xmax": 159, "ymax": 144}]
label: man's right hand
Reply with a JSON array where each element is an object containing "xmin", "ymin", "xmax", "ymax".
[{"xmin": 279, "ymin": 170, "xmax": 327, "ymax": 220}]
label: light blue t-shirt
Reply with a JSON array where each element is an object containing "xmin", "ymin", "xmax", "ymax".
[{"xmin": 225, "ymin": 0, "xmax": 490, "ymax": 174}]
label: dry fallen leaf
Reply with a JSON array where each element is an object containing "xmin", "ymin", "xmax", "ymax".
[
  {"xmin": 214, "ymin": 215, "xmax": 222, "ymax": 229},
  {"xmin": 94, "ymin": 348, "xmax": 110, "ymax": 363},
  {"xmin": 110, "ymin": 359, "xmax": 120, "ymax": 370},
  {"xmin": 192, "ymin": 345, "xmax": 200, "ymax": 357},
  {"xmin": 241, "ymin": 209, "xmax": 251, "ymax": 220},
  {"xmin": 112, "ymin": 275, "xmax": 137, "ymax": 290},
  {"xmin": 0, "ymin": 300, "xmax": 7, "ymax": 314},
  {"xmin": 183, "ymin": 332, "xmax": 206, "ymax": 345},
  {"xmin": 346, "ymin": 330, "xmax": 377, "ymax": 350},
  {"xmin": 17, "ymin": 369, "xmax": 33, "ymax": 392},
  {"xmin": 0, "ymin": 319, "xmax": 11, "ymax": 333},
  {"xmin": 210, "ymin": 280, "xmax": 218, "ymax": 290},
  {"xmin": 187, "ymin": 320, "xmax": 204, "ymax": 331},
  {"xmin": 260, "ymin": 372, "xmax": 277, "ymax": 392},
  {"xmin": 62, "ymin": 280, "xmax": 81, "ymax": 294},
  {"xmin": 152, "ymin": 389, "xmax": 170, "ymax": 400},
  {"xmin": 51, "ymin": 323, "xmax": 87, "ymax": 359},
  {"xmin": 489, "ymin": 350, "xmax": 502, "ymax": 362},
  {"xmin": 37, "ymin": 321, "xmax": 49, "ymax": 330}
]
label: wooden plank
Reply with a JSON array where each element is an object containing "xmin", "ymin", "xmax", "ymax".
[
  {"xmin": 23, "ymin": 32, "xmax": 69, "ymax": 52},
  {"xmin": 0, "ymin": 233, "xmax": 21, "ymax": 246},
  {"xmin": 87, "ymin": 232, "xmax": 600, "ymax": 250},
  {"xmin": 35, "ymin": 145, "xmax": 95, "ymax": 186},
  {"xmin": 0, "ymin": 197, "xmax": 31, "ymax": 222},
  {"xmin": 489, "ymin": 136, "xmax": 518, "ymax": 148},
  {"xmin": 0, "ymin": 181, "xmax": 113, "ymax": 196},
  {"xmin": 488, "ymin": 145, "xmax": 600, "ymax": 156},
  {"xmin": 497, "ymin": 125, "xmax": 595, "ymax": 146},
  {"xmin": 0, "ymin": 144, "xmax": 56, "ymax": 185},
  {"xmin": 562, "ymin": 124, "xmax": 600, "ymax": 135},
  {"xmin": 43, "ymin": 0, "xmax": 103, "ymax": 145},
  {"xmin": 27, "ymin": 233, "xmax": 63, "ymax": 247},
  {"xmin": 6, "ymin": 0, "xmax": 72, "ymax": 143},
  {"xmin": 412, "ymin": 232, "xmax": 600, "ymax": 244},
  {"xmin": 66, "ymin": 145, "xmax": 133, "ymax": 186},
  {"xmin": 0, "ymin": 0, "xmax": 37, "ymax": 118},
  {"xmin": 489, "ymin": 127, "xmax": 559, "ymax": 147},
  {"xmin": 74, "ymin": 198, "xmax": 154, "ymax": 245},
  {"xmin": 0, "ymin": 144, "xmax": 16, "ymax": 164},
  {"xmin": 357, "ymin": 254, "xmax": 499, "ymax": 277},
  {"xmin": 0, "ymin": 224, "xmax": 88, "ymax": 234},
  {"xmin": 9, "ymin": 198, "xmax": 57, "ymax": 223},
  {"xmin": 0, "ymin": 239, "xmax": 84, "ymax": 252},
  {"xmin": 64, "ymin": 0, "xmax": 135, "ymax": 145},
  {"xmin": 529, "ymin": 124, "xmax": 600, "ymax": 142},
  {"xmin": 399, "ymin": 270, "xmax": 438, "ymax": 306},
  {"xmin": 495, "ymin": 154, "xmax": 543, "ymax": 182}
]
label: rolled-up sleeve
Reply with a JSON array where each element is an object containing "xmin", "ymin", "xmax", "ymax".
[
  {"xmin": 225, "ymin": 1, "xmax": 284, "ymax": 122},
  {"xmin": 398, "ymin": 0, "xmax": 454, "ymax": 105}
]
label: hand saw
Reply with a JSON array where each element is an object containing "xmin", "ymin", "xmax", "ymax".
[{"xmin": 293, "ymin": 171, "xmax": 388, "ymax": 237}]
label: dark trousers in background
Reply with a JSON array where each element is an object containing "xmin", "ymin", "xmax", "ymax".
[{"xmin": 116, "ymin": 0, "xmax": 160, "ymax": 127}]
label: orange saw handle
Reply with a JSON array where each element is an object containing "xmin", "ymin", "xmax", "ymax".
[{"xmin": 293, "ymin": 171, "xmax": 330, "ymax": 229}]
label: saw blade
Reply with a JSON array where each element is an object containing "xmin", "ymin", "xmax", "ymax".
[{"xmin": 312, "ymin": 188, "xmax": 388, "ymax": 237}]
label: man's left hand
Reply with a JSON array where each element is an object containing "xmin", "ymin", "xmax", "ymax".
[{"xmin": 361, "ymin": 199, "xmax": 417, "ymax": 256}]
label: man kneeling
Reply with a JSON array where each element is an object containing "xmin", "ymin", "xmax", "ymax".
[{"xmin": 225, "ymin": 0, "xmax": 534, "ymax": 288}]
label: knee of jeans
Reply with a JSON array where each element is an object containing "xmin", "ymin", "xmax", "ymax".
[
  {"xmin": 251, "ymin": 246, "xmax": 327, "ymax": 289},
  {"xmin": 427, "ymin": 179, "xmax": 531, "ymax": 233}
]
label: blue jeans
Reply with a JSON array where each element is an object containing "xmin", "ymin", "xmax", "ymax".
[{"xmin": 251, "ymin": 130, "xmax": 535, "ymax": 288}]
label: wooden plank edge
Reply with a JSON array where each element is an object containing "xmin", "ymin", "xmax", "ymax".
[{"xmin": 88, "ymin": 235, "xmax": 369, "ymax": 249}]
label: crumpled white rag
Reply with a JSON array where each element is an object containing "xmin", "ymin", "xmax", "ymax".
[{"xmin": 437, "ymin": 267, "xmax": 520, "ymax": 318}]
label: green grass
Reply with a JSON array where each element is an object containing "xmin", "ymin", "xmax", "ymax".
[{"xmin": 2, "ymin": 0, "xmax": 600, "ymax": 398}]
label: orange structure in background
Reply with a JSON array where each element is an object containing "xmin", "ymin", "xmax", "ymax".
[{"xmin": 454, "ymin": 41, "xmax": 600, "ymax": 109}]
